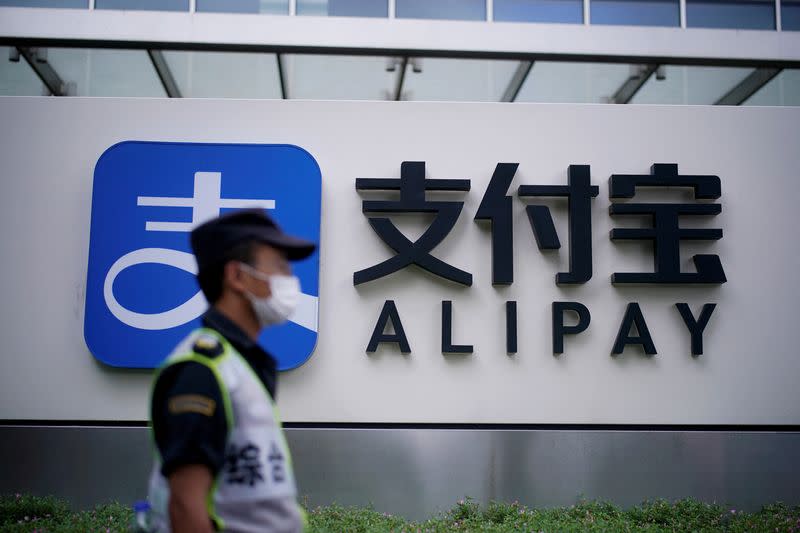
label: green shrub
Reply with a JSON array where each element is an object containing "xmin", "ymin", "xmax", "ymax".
[
  {"xmin": 0, "ymin": 494, "xmax": 130, "ymax": 533},
  {"xmin": 3, "ymin": 493, "xmax": 799, "ymax": 532},
  {"xmin": 0, "ymin": 493, "xmax": 71, "ymax": 525}
]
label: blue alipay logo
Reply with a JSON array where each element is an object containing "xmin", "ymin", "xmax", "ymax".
[{"xmin": 85, "ymin": 141, "xmax": 321, "ymax": 370}]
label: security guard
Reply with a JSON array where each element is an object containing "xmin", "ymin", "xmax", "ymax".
[{"xmin": 147, "ymin": 209, "xmax": 315, "ymax": 533}]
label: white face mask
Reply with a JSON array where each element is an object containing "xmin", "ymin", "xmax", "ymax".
[{"xmin": 239, "ymin": 263, "xmax": 302, "ymax": 328}]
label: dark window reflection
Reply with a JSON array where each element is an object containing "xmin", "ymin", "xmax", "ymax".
[
  {"xmin": 687, "ymin": 0, "xmax": 775, "ymax": 29},
  {"xmin": 196, "ymin": 0, "xmax": 287, "ymax": 14},
  {"xmin": 0, "ymin": 0, "xmax": 87, "ymax": 7},
  {"xmin": 297, "ymin": 0, "xmax": 388, "ymax": 17},
  {"xmin": 397, "ymin": 0, "xmax": 486, "ymax": 20},
  {"xmin": 495, "ymin": 0, "xmax": 583, "ymax": 23},
  {"xmin": 592, "ymin": 0, "xmax": 679, "ymax": 26},
  {"xmin": 783, "ymin": 0, "xmax": 800, "ymax": 30}
]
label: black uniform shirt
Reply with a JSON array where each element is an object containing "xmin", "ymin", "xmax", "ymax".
[{"xmin": 151, "ymin": 308, "xmax": 278, "ymax": 478}]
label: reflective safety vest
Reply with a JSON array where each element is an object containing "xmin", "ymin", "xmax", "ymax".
[{"xmin": 148, "ymin": 327, "xmax": 305, "ymax": 533}]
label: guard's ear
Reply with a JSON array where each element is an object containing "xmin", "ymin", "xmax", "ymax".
[{"xmin": 222, "ymin": 260, "xmax": 247, "ymax": 295}]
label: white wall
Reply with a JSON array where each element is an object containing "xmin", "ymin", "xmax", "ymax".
[{"xmin": 0, "ymin": 97, "xmax": 798, "ymax": 424}]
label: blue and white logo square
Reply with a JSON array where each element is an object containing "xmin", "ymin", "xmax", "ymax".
[{"xmin": 85, "ymin": 141, "xmax": 321, "ymax": 370}]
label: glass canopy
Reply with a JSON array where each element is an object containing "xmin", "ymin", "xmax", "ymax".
[
  {"xmin": 516, "ymin": 61, "xmax": 635, "ymax": 103},
  {"xmin": 631, "ymin": 66, "xmax": 753, "ymax": 104},
  {"xmin": 744, "ymin": 69, "xmax": 800, "ymax": 105},
  {"xmin": 283, "ymin": 54, "xmax": 396, "ymax": 100},
  {"xmin": 164, "ymin": 51, "xmax": 282, "ymax": 99},
  {"xmin": 0, "ymin": 47, "xmax": 46, "ymax": 96},
  {"xmin": 1, "ymin": 47, "xmax": 798, "ymax": 106},
  {"xmin": 46, "ymin": 48, "xmax": 165, "ymax": 97},
  {"xmin": 402, "ymin": 58, "xmax": 519, "ymax": 102}
]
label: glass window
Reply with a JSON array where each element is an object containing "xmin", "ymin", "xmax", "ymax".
[
  {"xmin": 163, "ymin": 51, "xmax": 282, "ymax": 98},
  {"xmin": 297, "ymin": 0, "xmax": 387, "ymax": 16},
  {"xmin": 196, "ymin": 0, "xmax": 287, "ymax": 14},
  {"xmin": 782, "ymin": 0, "xmax": 800, "ymax": 30},
  {"xmin": 631, "ymin": 65, "xmax": 753, "ymax": 104},
  {"xmin": 591, "ymin": 0, "xmax": 679, "ymax": 26},
  {"xmin": 744, "ymin": 69, "xmax": 800, "ymax": 106},
  {"xmin": 0, "ymin": 47, "xmax": 47, "ymax": 96},
  {"xmin": 494, "ymin": 0, "xmax": 583, "ymax": 23},
  {"xmin": 46, "ymin": 48, "xmax": 165, "ymax": 97},
  {"xmin": 0, "ymin": 0, "xmax": 87, "ymax": 7},
  {"xmin": 95, "ymin": 0, "xmax": 188, "ymax": 10},
  {"xmin": 396, "ymin": 0, "xmax": 486, "ymax": 20},
  {"xmin": 516, "ymin": 61, "xmax": 634, "ymax": 103},
  {"xmin": 283, "ymin": 54, "xmax": 396, "ymax": 99},
  {"xmin": 686, "ymin": 0, "xmax": 775, "ymax": 29},
  {"xmin": 402, "ymin": 58, "xmax": 518, "ymax": 101}
]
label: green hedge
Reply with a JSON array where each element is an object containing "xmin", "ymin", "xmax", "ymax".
[{"xmin": 2, "ymin": 494, "xmax": 799, "ymax": 532}]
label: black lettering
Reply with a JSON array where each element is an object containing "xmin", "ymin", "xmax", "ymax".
[
  {"xmin": 366, "ymin": 300, "xmax": 411, "ymax": 354},
  {"xmin": 506, "ymin": 301, "xmax": 517, "ymax": 354},
  {"xmin": 676, "ymin": 303, "xmax": 716, "ymax": 356},
  {"xmin": 442, "ymin": 300, "xmax": 473, "ymax": 354},
  {"xmin": 612, "ymin": 302, "xmax": 657, "ymax": 356},
  {"xmin": 552, "ymin": 301, "xmax": 591, "ymax": 354}
]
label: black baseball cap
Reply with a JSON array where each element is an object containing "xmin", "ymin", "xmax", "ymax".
[{"xmin": 191, "ymin": 209, "xmax": 316, "ymax": 271}]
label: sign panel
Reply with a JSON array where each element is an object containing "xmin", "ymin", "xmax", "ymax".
[
  {"xmin": 0, "ymin": 98, "xmax": 798, "ymax": 424},
  {"xmin": 84, "ymin": 141, "xmax": 321, "ymax": 370}
]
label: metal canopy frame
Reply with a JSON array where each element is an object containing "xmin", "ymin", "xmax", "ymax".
[
  {"xmin": 715, "ymin": 67, "xmax": 783, "ymax": 104},
  {"xmin": 2, "ymin": 7, "xmax": 799, "ymax": 104},
  {"xmin": 147, "ymin": 49, "xmax": 181, "ymax": 98},
  {"xmin": 2, "ymin": 8, "xmax": 799, "ymax": 67},
  {"xmin": 393, "ymin": 56, "xmax": 409, "ymax": 101},
  {"xmin": 501, "ymin": 60, "xmax": 533, "ymax": 102},
  {"xmin": 611, "ymin": 64, "xmax": 659, "ymax": 104},
  {"xmin": 277, "ymin": 53, "xmax": 288, "ymax": 99},
  {"xmin": 16, "ymin": 47, "xmax": 66, "ymax": 96},
  {"xmin": 6, "ymin": 46, "xmax": 785, "ymax": 106}
]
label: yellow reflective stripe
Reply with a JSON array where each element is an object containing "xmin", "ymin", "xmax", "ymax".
[
  {"xmin": 165, "ymin": 352, "xmax": 234, "ymax": 430},
  {"xmin": 163, "ymin": 352, "xmax": 234, "ymax": 531},
  {"xmin": 149, "ymin": 329, "xmax": 237, "ymax": 531},
  {"xmin": 206, "ymin": 477, "xmax": 225, "ymax": 532},
  {"xmin": 298, "ymin": 505, "xmax": 309, "ymax": 532},
  {"xmin": 231, "ymin": 350, "xmax": 306, "ymax": 528},
  {"xmin": 231, "ymin": 350, "xmax": 300, "ymax": 479},
  {"xmin": 149, "ymin": 350, "xmax": 234, "ymax": 450}
]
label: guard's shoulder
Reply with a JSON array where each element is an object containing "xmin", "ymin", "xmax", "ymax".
[{"xmin": 190, "ymin": 332, "xmax": 225, "ymax": 358}]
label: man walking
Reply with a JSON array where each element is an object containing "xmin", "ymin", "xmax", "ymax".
[{"xmin": 147, "ymin": 209, "xmax": 315, "ymax": 533}]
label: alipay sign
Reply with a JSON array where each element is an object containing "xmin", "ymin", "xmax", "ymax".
[
  {"xmin": 84, "ymin": 141, "xmax": 321, "ymax": 370},
  {"xmin": 1, "ymin": 98, "xmax": 797, "ymax": 424}
]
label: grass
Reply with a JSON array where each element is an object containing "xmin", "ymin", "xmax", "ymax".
[
  {"xmin": 2, "ymin": 493, "xmax": 799, "ymax": 532},
  {"xmin": 0, "ymin": 494, "xmax": 128, "ymax": 533}
]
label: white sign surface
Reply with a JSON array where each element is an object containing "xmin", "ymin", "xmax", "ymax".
[{"xmin": 0, "ymin": 97, "xmax": 798, "ymax": 424}]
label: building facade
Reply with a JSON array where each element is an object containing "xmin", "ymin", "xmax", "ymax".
[{"xmin": 1, "ymin": 0, "xmax": 799, "ymax": 520}]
